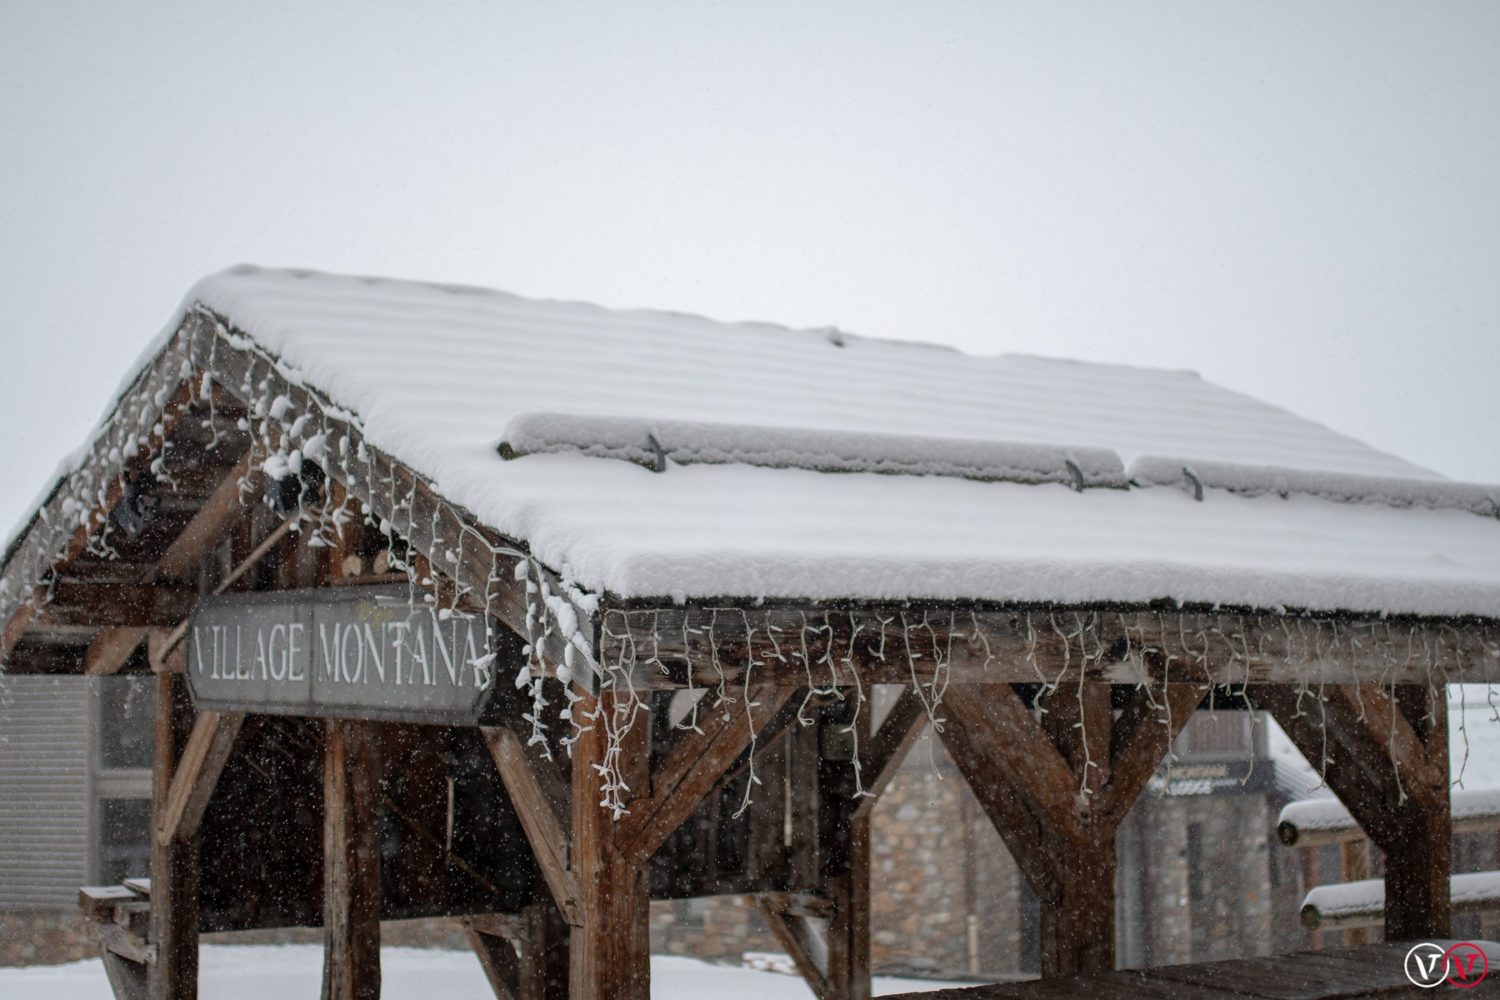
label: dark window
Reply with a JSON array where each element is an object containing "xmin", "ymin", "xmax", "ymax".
[
  {"xmin": 98, "ymin": 798, "xmax": 151, "ymax": 885},
  {"xmin": 97, "ymin": 677, "xmax": 155, "ymax": 770},
  {"xmin": 1186, "ymin": 822, "xmax": 1205, "ymax": 905}
]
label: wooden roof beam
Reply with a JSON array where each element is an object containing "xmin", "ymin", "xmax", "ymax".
[{"xmin": 596, "ymin": 604, "xmax": 1500, "ymax": 688}]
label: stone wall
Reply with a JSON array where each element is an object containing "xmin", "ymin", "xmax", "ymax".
[{"xmin": 0, "ymin": 911, "xmax": 96, "ymax": 966}]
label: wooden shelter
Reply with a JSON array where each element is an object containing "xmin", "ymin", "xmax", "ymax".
[{"xmin": 2, "ymin": 267, "xmax": 1499, "ymax": 999}]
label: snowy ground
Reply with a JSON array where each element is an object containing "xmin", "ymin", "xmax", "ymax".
[{"xmin": 0, "ymin": 945, "xmax": 971, "ymax": 999}]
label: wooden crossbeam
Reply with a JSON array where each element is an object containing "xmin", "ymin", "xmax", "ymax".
[
  {"xmin": 849, "ymin": 687, "xmax": 929, "ymax": 822},
  {"xmin": 942, "ymin": 685, "xmax": 1082, "ymax": 841},
  {"xmin": 937, "ymin": 688, "xmax": 1063, "ymax": 898},
  {"xmin": 41, "ymin": 583, "xmax": 198, "ymax": 628},
  {"xmin": 598, "ymin": 605, "xmax": 1500, "ymax": 687},
  {"xmin": 757, "ymin": 898, "xmax": 831, "ymax": 999},
  {"xmin": 466, "ymin": 928, "xmax": 522, "ymax": 1000},
  {"xmin": 464, "ymin": 904, "xmax": 568, "ymax": 1000},
  {"xmin": 938, "ymin": 681, "xmax": 1201, "ymax": 978},
  {"xmin": 618, "ymin": 685, "xmax": 797, "ymax": 863},
  {"xmin": 1096, "ymin": 682, "xmax": 1210, "ymax": 827},
  {"xmin": 1257, "ymin": 682, "xmax": 1451, "ymax": 939},
  {"xmin": 153, "ymin": 452, "xmax": 258, "ymax": 583},
  {"xmin": 481, "ymin": 723, "xmax": 582, "ymax": 926},
  {"xmin": 85, "ymin": 627, "xmax": 149, "ymax": 676},
  {"xmin": 156, "ymin": 711, "xmax": 246, "ymax": 846}
]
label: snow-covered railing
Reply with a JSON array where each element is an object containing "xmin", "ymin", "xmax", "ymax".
[
  {"xmin": 1277, "ymin": 788, "xmax": 1500, "ymax": 847},
  {"xmin": 1130, "ymin": 455, "xmax": 1500, "ymax": 517},
  {"xmin": 1300, "ymin": 871, "xmax": 1500, "ymax": 931},
  {"xmin": 499, "ymin": 412, "xmax": 1130, "ymax": 490}
]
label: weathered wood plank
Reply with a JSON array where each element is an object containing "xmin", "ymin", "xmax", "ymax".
[
  {"xmin": 41, "ymin": 584, "xmax": 198, "ymax": 628},
  {"xmin": 321, "ymin": 720, "xmax": 382, "ymax": 1000},
  {"xmin": 157, "ymin": 712, "xmax": 246, "ymax": 845},
  {"xmin": 481, "ymin": 724, "xmax": 582, "ymax": 926},
  {"xmin": 80, "ymin": 884, "xmax": 141, "ymax": 920},
  {"xmin": 101, "ymin": 950, "xmax": 151, "ymax": 1000}
]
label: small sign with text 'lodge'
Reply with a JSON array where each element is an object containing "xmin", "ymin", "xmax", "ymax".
[{"xmin": 186, "ymin": 586, "xmax": 496, "ymax": 725}]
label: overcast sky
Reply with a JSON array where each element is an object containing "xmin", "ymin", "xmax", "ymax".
[{"xmin": 2, "ymin": 2, "xmax": 1498, "ymax": 535}]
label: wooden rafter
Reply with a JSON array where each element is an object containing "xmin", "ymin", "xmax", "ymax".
[{"xmin": 618, "ymin": 684, "xmax": 797, "ymax": 863}]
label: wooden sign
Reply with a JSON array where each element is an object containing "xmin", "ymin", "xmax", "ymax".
[{"xmin": 186, "ymin": 586, "xmax": 497, "ymax": 725}]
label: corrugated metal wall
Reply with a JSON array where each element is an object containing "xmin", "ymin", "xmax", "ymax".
[{"xmin": 0, "ymin": 676, "xmax": 91, "ymax": 909}]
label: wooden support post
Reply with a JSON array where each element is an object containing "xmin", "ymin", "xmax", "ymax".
[
  {"xmin": 822, "ymin": 701, "xmax": 872, "ymax": 1000},
  {"xmin": 1387, "ymin": 685, "xmax": 1451, "ymax": 941},
  {"xmin": 1259, "ymin": 683, "xmax": 1451, "ymax": 941},
  {"xmin": 148, "ymin": 672, "xmax": 199, "ymax": 1000},
  {"xmin": 938, "ymin": 681, "xmax": 1204, "ymax": 978},
  {"xmin": 322, "ymin": 720, "xmax": 382, "ymax": 1000},
  {"xmin": 570, "ymin": 692, "xmax": 652, "ymax": 1000}
]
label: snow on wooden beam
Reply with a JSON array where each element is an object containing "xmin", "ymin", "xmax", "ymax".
[
  {"xmin": 1301, "ymin": 871, "xmax": 1500, "ymax": 931},
  {"xmin": 597, "ymin": 604, "xmax": 1500, "ymax": 689},
  {"xmin": 1278, "ymin": 788, "xmax": 1500, "ymax": 847},
  {"xmin": 499, "ymin": 411, "xmax": 1129, "ymax": 490},
  {"xmin": 1130, "ymin": 454, "xmax": 1500, "ymax": 517}
]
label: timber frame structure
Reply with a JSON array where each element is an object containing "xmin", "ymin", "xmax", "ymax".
[{"xmin": 4, "ymin": 306, "xmax": 1500, "ymax": 1000}]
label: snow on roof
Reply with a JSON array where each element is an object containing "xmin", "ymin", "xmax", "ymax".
[{"xmin": 13, "ymin": 265, "xmax": 1500, "ymax": 614}]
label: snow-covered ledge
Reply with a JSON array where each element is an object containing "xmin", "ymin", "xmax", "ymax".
[
  {"xmin": 1301, "ymin": 871, "xmax": 1500, "ymax": 931},
  {"xmin": 1278, "ymin": 788, "xmax": 1500, "ymax": 847}
]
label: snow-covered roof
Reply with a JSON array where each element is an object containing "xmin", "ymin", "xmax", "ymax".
[{"xmin": 12, "ymin": 265, "xmax": 1500, "ymax": 616}]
